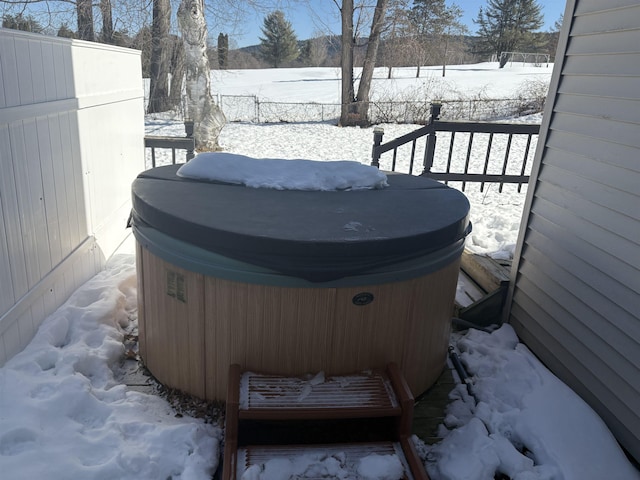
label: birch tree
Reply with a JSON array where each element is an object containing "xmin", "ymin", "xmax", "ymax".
[{"xmin": 177, "ymin": 0, "xmax": 226, "ymax": 151}]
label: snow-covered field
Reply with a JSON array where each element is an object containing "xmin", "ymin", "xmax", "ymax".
[
  {"xmin": 209, "ymin": 63, "xmax": 553, "ymax": 103},
  {"xmin": 2, "ymin": 63, "xmax": 639, "ymax": 479}
]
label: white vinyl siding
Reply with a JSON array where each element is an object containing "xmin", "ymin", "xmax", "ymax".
[{"xmin": 508, "ymin": 0, "xmax": 640, "ymax": 462}]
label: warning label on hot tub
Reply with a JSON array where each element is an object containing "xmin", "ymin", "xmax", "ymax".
[{"xmin": 166, "ymin": 269, "xmax": 187, "ymax": 303}]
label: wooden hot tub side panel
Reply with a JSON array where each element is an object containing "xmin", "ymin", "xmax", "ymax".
[
  {"xmin": 204, "ymin": 279, "xmax": 336, "ymax": 400},
  {"xmin": 328, "ymin": 280, "xmax": 415, "ymax": 375},
  {"xmin": 402, "ymin": 258, "xmax": 460, "ymax": 394},
  {"xmin": 252, "ymin": 286, "xmax": 336, "ymax": 375},
  {"xmin": 136, "ymin": 243, "xmax": 147, "ymax": 362},
  {"xmin": 138, "ymin": 245, "xmax": 461, "ymax": 401},
  {"xmin": 139, "ymin": 247, "xmax": 206, "ymax": 399},
  {"xmin": 204, "ymin": 277, "xmax": 249, "ymax": 402}
]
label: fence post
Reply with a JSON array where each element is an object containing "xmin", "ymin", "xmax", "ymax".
[
  {"xmin": 255, "ymin": 96, "xmax": 260, "ymax": 123},
  {"xmin": 371, "ymin": 126, "xmax": 385, "ymax": 168},
  {"xmin": 422, "ymin": 103, "xmax": 441, "ymax": 175},
  {"xmin": 184, "ymin": 120, "xmax": 195, "ymax": 160}
]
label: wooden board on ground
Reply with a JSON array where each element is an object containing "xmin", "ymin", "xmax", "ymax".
[
  {"xmin": 460, "ymin": 249, "xmax": 510, "ymax": 294},
  {"xmin": 455, "ymin": 270, "xmax": 486, "ymax": 309}
]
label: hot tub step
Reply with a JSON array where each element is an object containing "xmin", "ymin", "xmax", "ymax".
[
  {"xmin": 236, "ymin": 363, "xmax": 407, "ymax": 421},
  {"xmin": 235, "ymin": 441, "xmax": 421, "ymax": 480},
  {"xmin": 222, "ymin": 363, "xmax": 429, "ymax": 480}
]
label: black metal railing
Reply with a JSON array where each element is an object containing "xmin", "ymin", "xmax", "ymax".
[
  {"xmin": 144, "ymin": 121, "xmax": 195, "ymax": 167},
  {"xmin": 371, "ymin": 103, "xmax": 541, "ymax": 192}
]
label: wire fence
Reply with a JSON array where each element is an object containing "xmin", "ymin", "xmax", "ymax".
[{"xmin": 214, "ymin": 94, "xmax": 544, "ymax": 124}]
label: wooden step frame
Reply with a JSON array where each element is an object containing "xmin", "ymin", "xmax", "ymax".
[{"xmin": 222, "ymin": 363, "xmax": 429, "ymax": 480}]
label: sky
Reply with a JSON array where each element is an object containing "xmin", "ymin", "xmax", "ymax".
[
  {"xmin": 229, "ymin": 0, "xmax": 568, "ymax": 48},
  {"xmin": 1, "ymin": 0, "xmax": 566, "ymax": 50}
]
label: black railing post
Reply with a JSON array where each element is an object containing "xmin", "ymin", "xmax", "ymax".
[
  {"xmin": 371, "ymin": 126, "xmax": 385, "ymax": 168},
  {"xmin": 366, "ymin": 100, "xmax": 539, "ymax": 187},
  {"xmin": 184, "ymin": 120, "xmax": 195, "ymax": 160},
  {"xmin": 422, "ymin": 102, "xmax": 441, "ymax": 175}
]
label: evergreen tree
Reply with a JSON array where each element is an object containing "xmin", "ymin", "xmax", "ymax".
[
  {"xmin": 474, "ymin": 0, "xmax": 544, "ymax": 67},
  {"xmin": 546, "ymin": 14, "xmax": 563, "ymax": 57},
  {"xmin": 410, "ymin": 0, "xmax": 462, "ymax": 36},
  {"xmin": 2, "ymin": 13, "xmax": 44, "ymax": 33},
  {"xmin": 259, "ymin": 10, "xmax": 299, "ymax": 68},
  {"xmin": 218, "ymin": 33, "xmax": 229, "ymax": 69},
  {"xmin": 57, "ymin": 23, "xmax": 76, "ymax": 39},
  {"xmin": 410, "ymin": 0, "xmax": 466, "ymax": 76}
]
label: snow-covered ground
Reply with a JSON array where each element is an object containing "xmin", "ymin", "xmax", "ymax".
[
  {"xmin": 0, "ymin": 247, "xmax": 219, "ymax": 479},
  {"xmin": 2, "ymin": 63, "xmax": 639, "ymax": 479},
  {"xmin": 2, "ymin": 239, "xmax": 638, "ymax": 479},
  {"xmin": 424, "ymin": 326, "xmax": 640, "ymax": 480}
]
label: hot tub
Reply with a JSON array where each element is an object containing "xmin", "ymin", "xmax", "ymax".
[{"xmin": 131, "ymin": 164, "xmax": 470, "ymax": 401}]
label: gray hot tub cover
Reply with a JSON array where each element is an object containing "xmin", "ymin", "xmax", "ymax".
[{"xmin": 131, "ymin": 165, "xmax": 471, "ymax": 282}]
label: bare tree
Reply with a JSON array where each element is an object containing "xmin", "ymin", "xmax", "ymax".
[
  {"xmin": 340, "ymin": 0, "xmax": 355, "ymax": 125},
  {"xmin": 76, "ymin": 0, "xmax": 94, "ymax": 41},
  {"xmin": 307, "ymin": 35, "xmax": 329, "ymax": 66},
  {"xmin": 339, "ymin": 0, "xmax": 389, "ymax": 126},
  {"xmin": 147, "ymin": 0, "xmax": 172, "ymax": 113},
  {"xmin": 169, "ymin": 35, "xmax": 185, "ymax": 108},
  {"xmin": 177, "ymin": 0, "xmax": 226, "ymax": 151},
  {"xmin": 379, "ymin": 0, "xmax": 411, "ymax": 79},
  {"xmin": 0, "ymin": 0, "xmax": 150, "ymax": 45},
  {"xmin": 99, "ymin": 0, "xmax": 113, "ymax": 43}
]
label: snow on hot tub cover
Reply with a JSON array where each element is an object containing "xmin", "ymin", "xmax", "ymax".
[
  {"xmin": 131, "ymin": 163, "xmax": 471, "ymax": 282},
  {"xmin": 176, "ymin": 152, "xmax": 389, "ymax": 191}
]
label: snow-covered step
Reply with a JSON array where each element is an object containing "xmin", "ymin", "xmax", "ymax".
[
  {"xmin": 236, "ymin": 442, "xmax": 417, "ymax": 480},
  {"xmin": 222, "ymin": 363, "xmax": 429, "ymax": 480},
  {"xmin": 238, "ymin": 366, "xmax": 404, "ymax": 420}
]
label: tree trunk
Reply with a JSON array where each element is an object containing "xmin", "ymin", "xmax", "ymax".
[
  {"xmin": 339, "ymin": 0, "xmax": 388, "ymax": 126},
  {"xmin": 148, "ymin": 0, "xmax": 172, "ymax": 113},
  {"xmin": 339, "ymin": 0, "xmax": 355, "ymax": 126},
  {"xmin": 76, "ymin": 0, "xmax": 94, "ymax": 41},
  {"xmin": 169, "ymin": 36, "xmax": 185, "ymax": 110},
  {"xmin": 352, "ymin": 0, "xmax": 388, "ymax": 125},
  {"xmin": 100, "ymin": 0, "xmax": 113, "ymax": 44},
  {"xmin": 442, "ymin": 35, "xmax": 449, "ymax": 77},
  {"xmin": 178, "ymin": 0, "xmax": 226, "ymax": 152}
]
